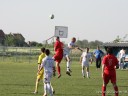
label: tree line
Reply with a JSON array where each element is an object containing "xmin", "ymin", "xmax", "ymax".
[
  {"xmin": 1, "ymin": 31, "xmax": 127, "ymax": 48},
  {"xmin": 76, "ymin": 39, "xmax": 103, "ymax": 49},
  {"xmin": 2, "ymin": 35, "xmax": 104, "ymax": 48}
]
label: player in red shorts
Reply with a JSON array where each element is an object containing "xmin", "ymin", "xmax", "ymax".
[
  {"xmin": 102, "ymin": 47, "xmax": 119, "ymax": 96},
  {"xmin": 53, "ymin": 36, "xmax": 63, "ymax": 78}
]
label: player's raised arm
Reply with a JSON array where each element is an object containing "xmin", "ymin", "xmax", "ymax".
[{"xmin": 77, "ymin": 47, "xmax": 83, "ymax": 52}]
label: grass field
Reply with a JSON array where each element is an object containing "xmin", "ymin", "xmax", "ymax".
[{"xmin": 0, "ymin": 61, "xmax": 128, "ymax": 96}]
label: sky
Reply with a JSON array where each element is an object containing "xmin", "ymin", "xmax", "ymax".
[{"xmin": 0, "ymin": 0, "xmax": 128, "ymax": 43}]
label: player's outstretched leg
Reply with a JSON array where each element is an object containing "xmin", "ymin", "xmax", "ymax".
[
  {"xmin": 66, "ymin": 62, "xmax": 71, "ymax": 76},
  {"xmin": 66, "ymin": 57, "xmax": 71, "ymax": 76},
  {"xmin": 56, "ymin": 62, "xmax": 61, "ymax": 78}
]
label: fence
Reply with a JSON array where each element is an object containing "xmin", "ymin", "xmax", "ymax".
[
  {"xmin": 0, "ymin": 46, "xmax": 105, "ymax": 63},
  {"xmin": 0, "ymin": 46, "xmax": 41, "ymax": 63}
]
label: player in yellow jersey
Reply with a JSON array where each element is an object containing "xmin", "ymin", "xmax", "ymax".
[
  {"xmin": 33, "ymin": 47, "xmax": 55, "ymax": 94},
  {"xmin": 33, "ymin": 47, "xmax": 46, "ymax": 94}
]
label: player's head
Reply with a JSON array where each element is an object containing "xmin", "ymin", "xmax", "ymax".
[
  {"xmin": 85, "ymin": 47, "xmax": 89, "ymax": 52},
  {"xmin": 107, "ymin": 47, "xmax": 113, "ymax": 54},
  {"xmin": 41, "ymin": 47, "xmax": 45, "ymax": 53},
  {"xmin": 45, "ymin": 49, "xmax": 50, "ymax": 56},
  {"xmin": 72, "ymin": 37, "xmax": 76, "ymax": 43},
  {"xmin": 56, "ymin": 36, "xmax": 60, "ymax": 41}
]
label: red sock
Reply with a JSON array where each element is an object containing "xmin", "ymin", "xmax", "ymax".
[
  {"xmin": 102, "ymin": 86, "xmax": 106, "ymax": 96},
  {"xmin": 57, "ymin": 66, "xmax": 61, "ymax": 75},
  {"xmin": 114, "ymin": 86, "xmax": 118, "ymax": 96}
]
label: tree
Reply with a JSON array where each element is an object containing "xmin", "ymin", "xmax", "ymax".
[
  {"xmin": 4, "ymin": 34, "xmax": 16, "ymax": 46},
  {"xmin": 36, "ymin": 43, "xmax": 43, "ymax": 47},
  {"xmin": 4, "ymin": 33, "xmax": 26, "ymax": 47},
  {"xmin": 82, "ymin": 39, "xmax": 89, "ymax": 48},
  {"xmin": 30, "ymin": 41, "xmax": 38, "ymax": 47},
  {"xmin": 76, "ymin": 40, "xmax": 83, "ymax": 48},
  {"xmin": 113, "ymin": 35, "xmax": 121, "ymax": 43}
]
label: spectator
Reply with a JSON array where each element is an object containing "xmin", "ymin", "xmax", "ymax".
[
  {"xmin": 93, "ymin": 45, "xmax": 104, "ymax": 70},
  {"xmin": 118, "ymin": 48, "xmax": 126, "ymax": 69}
]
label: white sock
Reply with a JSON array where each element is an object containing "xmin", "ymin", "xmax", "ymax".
[
  {"xmin": 44, "ymin": 83, "xmax": 47, "ymax": 95},
  {"xmin": 50, "ymin": 83, "xmax": 53, "ymax": 92},
  {"xmin": 47, "ymin": 83, "xmax": 53, "ymax": 96},
  {"xmin": 82, "ymin": 69, "xmax": 85, "ymax": 77},
  {"xmin": 67, "ymin": 61, "xmax": 70, "ymax": 71},
  {"xmin": 86, "ymin": 72, "xmax": 89, "ymax": 78}
]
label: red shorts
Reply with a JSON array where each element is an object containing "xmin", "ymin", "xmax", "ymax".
[
  {"xmin": 53, "ymin": 54, "xmax": 63, "ymax": 63},
  {"xmin": 103, "ymin": 70, "xmax": 116, "ymax": 84}
]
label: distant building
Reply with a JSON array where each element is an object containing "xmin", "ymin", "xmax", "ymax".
[{"xmin": 103, "ymin": 42, "xmax": 128, "ymax": 62}]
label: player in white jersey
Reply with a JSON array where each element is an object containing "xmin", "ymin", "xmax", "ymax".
[
  {"xmin": 118, "ymin": 49, "xmax": 126, "ymax": 69},
  {"xmin": 38, "ymin": 49, "xmax": 55, "ymax": 96},
  {"xmin": 63, "ymin": 37, "xmax": 83, "ymax": 76},
  {"xmin": 80, "ymin": 47, "xmax": 92, "ymax": 78}
]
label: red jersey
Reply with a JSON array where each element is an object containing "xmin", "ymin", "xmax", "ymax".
[
  {"xmin": 54, "ymin": 40, "xmax": 63, "ymax": 63},
  {"xmin": 102, "ymin": 54, "xmax": 118, "ymax": 72},
  {"xmin": 54, "ymin": 40, "xmax": 63, "ymax": 52}
]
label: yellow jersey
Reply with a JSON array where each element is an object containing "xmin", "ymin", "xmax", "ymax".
[
  {"xmin": 38, "ymin": 53, "xmax": 46, "ymax": 64},
  {"xmin": 37, "ymin": 53, "xmax": 46, "ymax": 79}
]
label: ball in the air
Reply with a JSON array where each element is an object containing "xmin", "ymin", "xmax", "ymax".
[{"xmin": 49, "ymin": 14, "xmax": 54, "ymax": 19}]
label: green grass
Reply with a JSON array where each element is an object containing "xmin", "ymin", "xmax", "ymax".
[{"xmin": 0, "ymin": 61, "xmax": 127, "ymax": 96}]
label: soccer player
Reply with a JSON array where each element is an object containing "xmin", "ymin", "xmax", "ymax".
[
  {"xmin": 93, "ymin": 45, "xmax": 104, "ymax": 70},
  {"xmin": 33, "ymin": 47, "xmax": 46, "ymax": 94},
  {"xmin": 118, "ymin": 48, "xmax": 126, "ymax": 69},
  {"xmin": 38, "ymin": 49, "xmax": 55, "ymax": 96},
  {"xmin": 53, "ymin": 36, "xmax": 63, "ymax": 78},
  {"xmin": 63, "ymin": 37, "xmax": 82, "ymax": 76},
  {"xmin": 102, "ymin": 47, "xmax": 119, "ymax": 96},
  {"xmin": 80, "ymin": 47, "xmax": 92, "ymax": 78}
]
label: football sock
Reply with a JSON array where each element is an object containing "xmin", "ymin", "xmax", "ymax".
[
  {"xmin": 82, "ymin": 69, "xmax": 85, "ymax": 77},
  {"xmin": 57, "ymin": 66, "xmax": 61, "ymax": 75},
  {"xmin": 114, "ymin": 86, "xmax": 118, "ymax": 96},
  {"xmin": 50, "ymin": 83, "xmax": 54, "ymax": 92},
  {"xmin": 35, "ymin": 80, "xmax": 39, "ymax": 92},
  {"xmin": 86, "ymin": 72, "xmax": 89, "ymax": 78},
  {"xmin": 67, "ymin": 61, "xmax": 70, "ymax": 71},
  {"xmin": 102, "ymin": 86, "xmax": 106, "ymax": 96},
  {"xmin": 47, "ymin": 83, "xmax": 53, "ymax": 96},
  {"xmin": 44, "ymin": 83, "xmax": 47, "ymax": 95}
]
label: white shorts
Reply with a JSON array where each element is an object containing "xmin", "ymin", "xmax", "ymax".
[
  {"xmin": 63, "ymin": 49, "xmax": 70, "ymax": 58},
  {"xmin": 43, "ymin": 71, "xmax": 52, "ymax": 83},
  {"xmin": 82, "ymin": 62, "xmax": 89, "ymax": 67}
]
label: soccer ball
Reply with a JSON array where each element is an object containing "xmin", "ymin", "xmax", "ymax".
[{"xmin": 49, "ymin": 14, "xmax": 54, "ymax": 19}]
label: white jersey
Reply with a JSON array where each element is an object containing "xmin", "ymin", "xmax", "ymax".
[
  {"xmin": 63, "ymin": 42, "xmax": 75, "ymax": 56},
  {"xmin": 41, "ymin": 56, "xmax": 55, "ymax": 73},
  {"xmin": 119, "ymin": 49, "xmax": 125, "ymax": 58},
  {"xmin": 81, "ymin": 52, "xmax": 92, "ymax": 66}
]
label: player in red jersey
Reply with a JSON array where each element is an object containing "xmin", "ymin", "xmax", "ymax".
[
  {"xmin": 53, "ymin": 36, "xmax": 63, "ymax": 78},
  {"xmin": 102, "ymin": 47, "xmax": 119, "ymax": 96}
]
